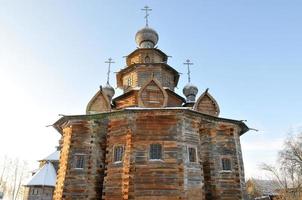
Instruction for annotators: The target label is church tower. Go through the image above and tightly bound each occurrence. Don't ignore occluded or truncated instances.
[114,25,183,109]
[52,6,249,200]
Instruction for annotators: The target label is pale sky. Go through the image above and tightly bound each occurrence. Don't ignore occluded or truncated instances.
[0,0,301,178]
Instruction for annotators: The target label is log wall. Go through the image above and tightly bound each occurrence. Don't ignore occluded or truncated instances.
[53,118,108,200]
[53,110,246,200]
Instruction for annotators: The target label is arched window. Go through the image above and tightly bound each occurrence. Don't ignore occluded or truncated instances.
[145,55,150,63]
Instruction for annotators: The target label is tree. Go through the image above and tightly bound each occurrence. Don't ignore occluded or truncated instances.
[261,131,302,200]
[0,157,29,200]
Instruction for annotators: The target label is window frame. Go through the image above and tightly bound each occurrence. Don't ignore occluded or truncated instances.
[187,146,198,163]
[221,157,232,172]
[31,188,39,195]
[149,143,163,161]
[113,145,124,163]
[73,153,85,169]
[127,76,133,87]
[144,55,150,63]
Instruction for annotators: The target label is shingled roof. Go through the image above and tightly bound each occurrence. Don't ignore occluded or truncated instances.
[24,162,57,187]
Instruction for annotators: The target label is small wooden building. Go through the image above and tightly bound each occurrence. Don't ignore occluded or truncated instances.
[23,150,59,200]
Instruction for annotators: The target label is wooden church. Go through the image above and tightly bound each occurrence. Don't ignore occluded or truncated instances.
[52,7,249,200]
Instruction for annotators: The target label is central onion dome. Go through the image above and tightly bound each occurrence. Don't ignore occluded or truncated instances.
[183,83,198,102]
[135,27,159,48]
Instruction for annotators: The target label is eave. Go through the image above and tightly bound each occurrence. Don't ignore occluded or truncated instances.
[126,48,168,61]
[116,62,180,88]
[52,108,249,136]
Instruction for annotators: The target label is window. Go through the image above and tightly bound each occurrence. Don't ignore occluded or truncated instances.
[74,154,85,169]
[114,146,124,162]
[31,188,38,195]
[127,77,132,86]
[188,147,197,163]
[221,158,231,171]
[149,144,162,160]
[145,55,150,63]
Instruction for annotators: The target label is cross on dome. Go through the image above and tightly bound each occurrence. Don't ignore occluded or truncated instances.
[183,59,198,103]
[141,5,152,27]
[183,59,194,83]
[105,58,115,84]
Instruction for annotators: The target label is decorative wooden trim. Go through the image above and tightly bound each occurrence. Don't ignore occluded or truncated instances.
[193,88,220,116]
[122,129,132,199]
[137,77,168,108]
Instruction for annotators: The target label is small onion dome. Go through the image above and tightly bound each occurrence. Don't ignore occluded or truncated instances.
[102,83,115,101]
[135,27,159,48]
[183,83,198,102]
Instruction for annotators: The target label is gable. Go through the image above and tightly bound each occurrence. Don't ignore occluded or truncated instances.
[138,78,168,108]
[86,90,111,114]
[194,89,220,116]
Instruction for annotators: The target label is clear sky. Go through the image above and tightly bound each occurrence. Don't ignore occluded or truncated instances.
[0,0,301,178]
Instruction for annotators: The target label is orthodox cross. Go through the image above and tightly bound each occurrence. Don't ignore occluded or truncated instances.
[141,5,152,27]
[105,58,114,84]
[183,59,194,83]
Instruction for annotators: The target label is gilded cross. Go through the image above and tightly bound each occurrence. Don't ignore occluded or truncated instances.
[105,58,115,84]
[183,59,194,83]
[141,5,152,27]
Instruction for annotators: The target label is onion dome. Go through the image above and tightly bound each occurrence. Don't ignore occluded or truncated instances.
[135,27,159,48]
[183,83,198,102]
[102,83,115,101]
